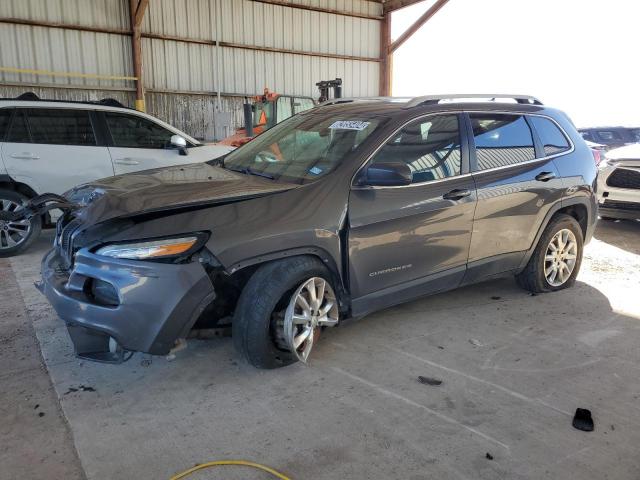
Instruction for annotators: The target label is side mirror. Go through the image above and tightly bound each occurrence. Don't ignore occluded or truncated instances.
[360,161,412,187]
[170,135,188,156]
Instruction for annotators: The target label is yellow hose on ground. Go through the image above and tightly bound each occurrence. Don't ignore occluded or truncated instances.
[169,460,291,480]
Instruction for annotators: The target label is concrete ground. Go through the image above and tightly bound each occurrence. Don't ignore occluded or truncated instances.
[2,219,639,479]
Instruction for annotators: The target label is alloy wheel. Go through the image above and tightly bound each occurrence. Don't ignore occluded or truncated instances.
[543,228,578,287]
[283,277,339,363]
[0,198,31,250]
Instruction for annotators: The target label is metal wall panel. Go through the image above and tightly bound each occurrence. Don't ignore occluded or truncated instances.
[1,0,383,140]
[0,0,130,30]
[0,23,133,89]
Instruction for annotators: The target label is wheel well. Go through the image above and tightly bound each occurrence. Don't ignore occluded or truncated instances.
[0,181,38,198]
[555,204,588,239]
[198,253,349,329]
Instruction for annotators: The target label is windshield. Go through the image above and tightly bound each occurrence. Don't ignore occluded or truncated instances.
[222,112,383,183]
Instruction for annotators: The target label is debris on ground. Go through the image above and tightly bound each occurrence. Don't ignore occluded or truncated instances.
[491,296,501,300]
[486,453,494,460]
[469,338,483,347]
[417,376,442,386]
[572,408,594,432]
[64,385,96,395]
[38,412,45,417]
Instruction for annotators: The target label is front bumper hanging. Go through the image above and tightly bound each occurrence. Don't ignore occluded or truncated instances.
[40,245,216,364]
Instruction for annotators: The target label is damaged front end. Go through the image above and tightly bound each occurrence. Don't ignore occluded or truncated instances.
[35,197,222,364]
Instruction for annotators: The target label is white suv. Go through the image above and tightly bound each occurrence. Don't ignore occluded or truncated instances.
[0,96,233,256]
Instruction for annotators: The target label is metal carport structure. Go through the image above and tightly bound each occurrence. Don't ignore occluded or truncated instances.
[0,0,449,140]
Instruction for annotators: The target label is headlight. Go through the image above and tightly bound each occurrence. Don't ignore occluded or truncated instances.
[95,235,204,260]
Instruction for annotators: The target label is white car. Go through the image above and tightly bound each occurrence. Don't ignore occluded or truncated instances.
[597,143,640,221]
[0,96,233,256]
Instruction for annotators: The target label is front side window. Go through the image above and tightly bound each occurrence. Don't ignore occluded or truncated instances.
[105,112,176,149]
[630,129,640,142]
[370,114,461,183]
[529,116,571,156]
[221,113,382,184]
[27,109,96,146]
[470,114,535,170]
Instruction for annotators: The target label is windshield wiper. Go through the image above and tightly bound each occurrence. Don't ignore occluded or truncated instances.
[227,166,275,180]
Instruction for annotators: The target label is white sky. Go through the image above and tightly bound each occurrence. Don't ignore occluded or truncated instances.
[392,0,640,128]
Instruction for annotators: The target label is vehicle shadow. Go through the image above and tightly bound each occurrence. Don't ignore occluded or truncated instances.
[594,218,640,255]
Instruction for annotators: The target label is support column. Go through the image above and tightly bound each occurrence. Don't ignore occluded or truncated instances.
[379,12,392,96]
[129,0,149,112]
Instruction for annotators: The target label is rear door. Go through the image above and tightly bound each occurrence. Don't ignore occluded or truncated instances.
[348,113,476,315]
[464,112,566,283]
[102,111,207,175]
[0,108,113,195]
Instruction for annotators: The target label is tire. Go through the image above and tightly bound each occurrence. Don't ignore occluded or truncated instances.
[0,189,41,258]
[232,256,335,369]
[515,214,584,294]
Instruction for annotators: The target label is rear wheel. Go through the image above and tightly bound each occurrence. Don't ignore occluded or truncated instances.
[232,256,339,369]
[516,214,583,293]
[0,189,41,258]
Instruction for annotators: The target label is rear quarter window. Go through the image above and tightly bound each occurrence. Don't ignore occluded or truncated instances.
[528,116,571,156]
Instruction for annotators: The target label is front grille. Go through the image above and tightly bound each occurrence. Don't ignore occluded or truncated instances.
[607,168,640,190]
[602,200,640,212]
[59,218,83,265]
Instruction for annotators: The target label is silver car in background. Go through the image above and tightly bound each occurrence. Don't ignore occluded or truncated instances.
[598,144,640,220]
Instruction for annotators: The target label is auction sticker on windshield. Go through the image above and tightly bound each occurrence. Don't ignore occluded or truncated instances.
[329,120,370,131]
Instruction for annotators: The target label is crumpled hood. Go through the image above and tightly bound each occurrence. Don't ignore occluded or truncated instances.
[67,162,297,224]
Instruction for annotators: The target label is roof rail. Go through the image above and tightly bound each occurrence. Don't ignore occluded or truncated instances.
[405,94,543,108]
[319,96,411,107]
[10,92,128,109]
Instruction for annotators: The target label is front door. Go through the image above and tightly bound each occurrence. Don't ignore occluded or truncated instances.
[1,108,114,195]
[348,114,476,316]
[101,111,197,175]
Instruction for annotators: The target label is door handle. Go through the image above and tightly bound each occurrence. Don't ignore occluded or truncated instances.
[10,152,40,160]
[535,171,556,182]
[114,158,140,165]
[442,188,472,200]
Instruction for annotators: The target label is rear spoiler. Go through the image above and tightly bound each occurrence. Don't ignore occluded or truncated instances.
[0,193,80,223]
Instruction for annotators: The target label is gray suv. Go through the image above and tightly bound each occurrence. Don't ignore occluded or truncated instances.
[36,94,597,367]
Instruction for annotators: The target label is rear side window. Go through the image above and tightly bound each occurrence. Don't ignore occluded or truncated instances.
[26,109,96,145]
[596,130,622,142]
[0,109,11,141]
[371,114,461,183]
[529,116,571,156]
[470,114,535,170]
[629,129,640,142]
[105,112,175,149]
[6,110,31,143]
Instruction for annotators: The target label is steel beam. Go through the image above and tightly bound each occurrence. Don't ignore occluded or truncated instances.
[383,0,428,13]
[250,0,382,20]
[389,0,449,54]
[129,0,148,112]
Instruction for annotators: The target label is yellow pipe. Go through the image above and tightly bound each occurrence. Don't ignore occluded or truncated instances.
[0,66,136,81]
[169,459,292,480]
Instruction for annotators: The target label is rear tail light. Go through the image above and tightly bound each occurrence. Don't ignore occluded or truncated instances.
[591,148,602,166]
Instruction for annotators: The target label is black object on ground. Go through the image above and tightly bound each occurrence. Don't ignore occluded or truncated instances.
[491,296,501,300]
[572,408,594,432]
[417,376,442,386]
[486,453,494,460]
